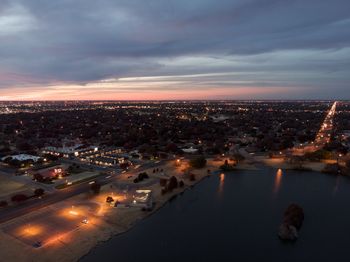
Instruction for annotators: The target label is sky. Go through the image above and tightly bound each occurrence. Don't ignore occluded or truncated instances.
[0,0,350,100]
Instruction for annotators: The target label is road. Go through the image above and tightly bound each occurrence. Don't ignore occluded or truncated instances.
[292,101,337,155]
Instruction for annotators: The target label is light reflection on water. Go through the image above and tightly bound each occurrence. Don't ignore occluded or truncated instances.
[82,169,350,262]
[218,173,225,195]
[333,175,340,195]
[273,169,283,194]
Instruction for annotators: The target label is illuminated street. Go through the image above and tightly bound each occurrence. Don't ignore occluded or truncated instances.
[293,101,338,155]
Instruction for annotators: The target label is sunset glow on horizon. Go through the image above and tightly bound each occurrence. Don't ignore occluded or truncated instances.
[1,0,349,100]
[0,81,292,101]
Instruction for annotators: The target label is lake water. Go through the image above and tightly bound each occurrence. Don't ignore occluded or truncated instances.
[81,168,350,262]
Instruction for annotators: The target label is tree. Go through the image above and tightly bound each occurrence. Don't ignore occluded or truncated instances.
[189,155,207,169]
[90,183,101,194]
[165,143,178,153]
[189,173,196,181]
[34,188,45,197]
[167,176,178,191]
[43,153,58,161]
[2,156,12,163]
[0,201,8,207]
[138,172,149,180]
[68,164,81,174]
[106,196,114,203]
[119,162,129,169]
[11,194,28,203]
[304,149,332,161]
[33,173,44,182]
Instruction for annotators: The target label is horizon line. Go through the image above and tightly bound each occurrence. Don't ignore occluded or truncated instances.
[0,99,343,102]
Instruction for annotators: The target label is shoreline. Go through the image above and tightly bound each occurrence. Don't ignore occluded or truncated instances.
[0,158,344,262]
[79,159,219,261]
[79,159,342,261]
[0,159,223,262]
[79,173,213,261]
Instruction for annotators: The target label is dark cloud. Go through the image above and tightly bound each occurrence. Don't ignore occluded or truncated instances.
[0,0,350,98]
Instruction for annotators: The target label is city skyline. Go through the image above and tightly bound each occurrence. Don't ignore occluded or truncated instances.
[1,0,350,100]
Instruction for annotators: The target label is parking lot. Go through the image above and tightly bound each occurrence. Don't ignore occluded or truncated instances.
[2,202,100,247]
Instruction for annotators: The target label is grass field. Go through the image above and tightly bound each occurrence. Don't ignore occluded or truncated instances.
[0,175,29,198]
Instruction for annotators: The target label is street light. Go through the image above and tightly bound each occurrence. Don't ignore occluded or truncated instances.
[338,154,342,162]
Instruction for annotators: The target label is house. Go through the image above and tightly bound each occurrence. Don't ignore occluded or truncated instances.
[42,145,98,158]
[182,147,198,154]
[1,154,42,162]
[113,189,153,210]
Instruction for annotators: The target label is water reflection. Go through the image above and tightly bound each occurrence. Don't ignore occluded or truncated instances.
[273,169,282,194]
[333,175,340,195]
[218,173,225,194]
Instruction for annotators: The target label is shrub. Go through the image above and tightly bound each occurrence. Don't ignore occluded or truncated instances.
[34,188,45,196]
[167,176,178,191]
[179,180,185,187]
[33,173,44,182]
[220,163,235,171]
[11,194,28,203]
[189,173,196,181]
[137,172,149,181]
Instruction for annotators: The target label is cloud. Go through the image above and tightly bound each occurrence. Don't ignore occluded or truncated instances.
[0,0,350,99]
